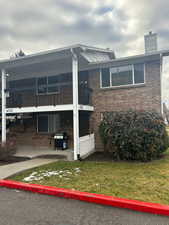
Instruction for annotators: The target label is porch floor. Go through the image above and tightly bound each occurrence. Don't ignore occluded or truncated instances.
[14,145,74,161]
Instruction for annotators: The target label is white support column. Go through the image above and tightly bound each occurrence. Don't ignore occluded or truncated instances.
[1,69,6,145]
[71,49,80,160]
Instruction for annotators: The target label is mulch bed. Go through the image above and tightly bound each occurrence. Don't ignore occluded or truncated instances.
[84,151,166,163]
[0,156,30,166]
[84,152,114,162]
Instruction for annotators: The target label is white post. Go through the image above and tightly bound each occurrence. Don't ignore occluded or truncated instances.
[1,69,6,145]
[71,49,80,160]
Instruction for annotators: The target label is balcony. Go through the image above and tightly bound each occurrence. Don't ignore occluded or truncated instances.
[5,70,93,110]
[79,87,93,105]
[6,86,92,109]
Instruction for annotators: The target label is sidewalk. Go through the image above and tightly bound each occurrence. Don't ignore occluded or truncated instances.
[0,158,59,179]
[14,145,74,161]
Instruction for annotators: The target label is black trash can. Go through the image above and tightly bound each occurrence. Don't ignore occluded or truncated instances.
[54,132,68,150]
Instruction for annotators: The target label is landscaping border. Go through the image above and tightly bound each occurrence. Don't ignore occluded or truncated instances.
[0,179,169,217]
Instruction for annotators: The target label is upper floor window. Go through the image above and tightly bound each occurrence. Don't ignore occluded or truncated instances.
[48,76,59,93]
[101,68,110,87]
[9,78,36,93]
[101,63,145,88]
[111,65,133,86]
[37,73,73,95]
[134,63,145,84]
[37,77,47,94]
[37,76,59,95]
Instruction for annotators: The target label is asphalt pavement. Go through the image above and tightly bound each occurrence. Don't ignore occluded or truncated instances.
[0,187,169,225]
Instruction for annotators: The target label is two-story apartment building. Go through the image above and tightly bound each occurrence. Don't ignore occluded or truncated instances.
[1,38,169,160]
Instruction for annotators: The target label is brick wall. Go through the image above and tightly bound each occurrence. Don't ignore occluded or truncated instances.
[9,119,53,148]
[10,112,74,149]
[89,60,161,151]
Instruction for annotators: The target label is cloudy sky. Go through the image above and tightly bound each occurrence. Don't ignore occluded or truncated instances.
[0,0,169,102]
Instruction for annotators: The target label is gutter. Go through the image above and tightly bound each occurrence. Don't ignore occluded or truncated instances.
[160,53,163,115]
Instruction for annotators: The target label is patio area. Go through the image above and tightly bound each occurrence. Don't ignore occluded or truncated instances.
[14,145,74,161]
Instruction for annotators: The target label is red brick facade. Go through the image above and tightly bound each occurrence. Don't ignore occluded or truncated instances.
[89,60,161,151]
[8,58,162,152]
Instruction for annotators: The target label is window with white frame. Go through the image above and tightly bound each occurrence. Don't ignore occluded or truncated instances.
[111,65,133,86]
[37,113,60,133]
[134,63,145,84]
[101,63,145,88]
[37,76,59,95]
[37,73,72,95]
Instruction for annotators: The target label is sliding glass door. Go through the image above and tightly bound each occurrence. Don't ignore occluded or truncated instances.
[37,113,60,133]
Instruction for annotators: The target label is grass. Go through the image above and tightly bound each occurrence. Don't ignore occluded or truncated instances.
[11,149,169,205]
[166,126,169,135]
[9,127,169,205]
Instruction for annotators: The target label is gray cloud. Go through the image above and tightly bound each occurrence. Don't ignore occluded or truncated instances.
[0,0,168,56]
[95,7,114,15]
[52,0,90,14]
[0,0,169,100]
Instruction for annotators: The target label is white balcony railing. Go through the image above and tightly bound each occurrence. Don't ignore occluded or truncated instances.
[79,133,95,159]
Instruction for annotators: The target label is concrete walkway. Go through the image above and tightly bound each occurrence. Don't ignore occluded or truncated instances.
[0,158,60,179]
[14,145,74,161]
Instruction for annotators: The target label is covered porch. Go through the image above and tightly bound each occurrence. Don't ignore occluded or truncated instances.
[0,45,113,160]
[7,110,94,160]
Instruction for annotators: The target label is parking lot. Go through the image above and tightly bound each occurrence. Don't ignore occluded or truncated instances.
[0,188,169,225]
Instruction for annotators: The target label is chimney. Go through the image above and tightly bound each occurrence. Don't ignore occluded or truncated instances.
[144,31,158,54]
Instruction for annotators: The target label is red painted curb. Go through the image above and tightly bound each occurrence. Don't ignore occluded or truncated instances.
[0,179,169,216]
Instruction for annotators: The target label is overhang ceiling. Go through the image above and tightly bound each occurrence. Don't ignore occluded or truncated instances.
[0,44,115,80]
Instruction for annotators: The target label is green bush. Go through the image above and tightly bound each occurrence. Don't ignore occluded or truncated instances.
[99,110,169,161]
[0,139,17,161]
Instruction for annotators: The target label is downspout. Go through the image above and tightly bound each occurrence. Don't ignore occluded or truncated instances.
[71,48,82,161]
[1,69,7,145]
[160,53,163,115]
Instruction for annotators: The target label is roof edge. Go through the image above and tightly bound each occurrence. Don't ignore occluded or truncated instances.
[89,49,169,65]
[0,44,115,66]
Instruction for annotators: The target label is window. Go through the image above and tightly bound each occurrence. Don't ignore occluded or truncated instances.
[134,63,145,84]
[37,73,72,95]
[37,76,59,94]
[101,63,145,88]
[38,114,48,132]
[111,65,133,86]
[101,68,110,87]
[37,77,47,94]
[37,113,60,133]
[48,76,59,93]
[9,78,36,93]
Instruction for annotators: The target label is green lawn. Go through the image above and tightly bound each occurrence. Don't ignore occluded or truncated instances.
[11,149,169,205]
[166,126,169,135]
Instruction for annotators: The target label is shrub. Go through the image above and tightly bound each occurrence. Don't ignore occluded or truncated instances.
[0,139,17,161]
[99,110,169,161]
